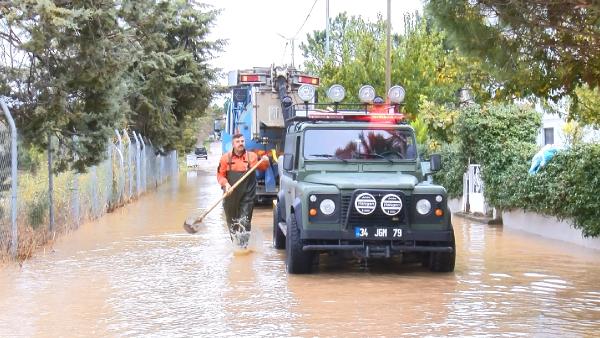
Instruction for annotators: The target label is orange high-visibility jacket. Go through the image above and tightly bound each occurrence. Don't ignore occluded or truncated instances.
[217,150,269,188]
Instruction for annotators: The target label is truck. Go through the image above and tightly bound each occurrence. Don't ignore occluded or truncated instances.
[272,84,456,274]
[222,65,320,203]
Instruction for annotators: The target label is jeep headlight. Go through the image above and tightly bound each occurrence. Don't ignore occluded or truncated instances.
[416,199,431,215]
[319,199,336,215]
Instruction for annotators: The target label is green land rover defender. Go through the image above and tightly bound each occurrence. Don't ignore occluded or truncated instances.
[272,84,456,274]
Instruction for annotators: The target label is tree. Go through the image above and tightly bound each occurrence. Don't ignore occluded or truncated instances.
[301,13,492,142]
[425,0,600,101]
[2,0,130,172]
[121,0,222,155]
[301,13,388,104]
[0,0,222,171]
[571,85,600,128]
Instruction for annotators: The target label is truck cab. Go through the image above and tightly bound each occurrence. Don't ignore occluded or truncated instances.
[272,84,455,274]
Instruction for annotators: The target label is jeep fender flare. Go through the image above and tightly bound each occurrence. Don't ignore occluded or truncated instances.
[277,190,286,209]
[276,190,286,223]
[291,197,303,234]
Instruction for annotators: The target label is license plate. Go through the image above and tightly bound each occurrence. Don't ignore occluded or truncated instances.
[354,227,402,238]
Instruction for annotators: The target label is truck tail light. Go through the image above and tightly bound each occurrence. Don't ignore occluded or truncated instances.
[297,76,319,85]
[240,74,262,83]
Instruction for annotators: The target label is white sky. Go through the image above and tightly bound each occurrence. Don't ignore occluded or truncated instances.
[202,0,423,80]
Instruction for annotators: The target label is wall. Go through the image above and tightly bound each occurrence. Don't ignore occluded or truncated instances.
[502,209,600,251]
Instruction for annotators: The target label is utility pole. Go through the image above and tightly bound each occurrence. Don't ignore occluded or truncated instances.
[385,0,391,94]
[325,0,330,58]
[291,39,295,67]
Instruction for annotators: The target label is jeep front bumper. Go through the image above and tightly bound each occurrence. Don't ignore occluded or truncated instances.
[300,229,454,256]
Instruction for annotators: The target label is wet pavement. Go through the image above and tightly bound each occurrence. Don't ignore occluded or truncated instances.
[0,143,599,337]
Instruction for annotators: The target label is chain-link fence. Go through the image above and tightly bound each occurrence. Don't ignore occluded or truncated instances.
[0,101,179,260]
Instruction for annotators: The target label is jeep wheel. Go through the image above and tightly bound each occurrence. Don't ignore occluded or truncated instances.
[429,234,456,273]
[272,203,285,249]
[286,214,313,274]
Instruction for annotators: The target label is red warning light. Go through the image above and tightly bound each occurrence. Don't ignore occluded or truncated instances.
[240,74,261,83]
[297,76,320,85]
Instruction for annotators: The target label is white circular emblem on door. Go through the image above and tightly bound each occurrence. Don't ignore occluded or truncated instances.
[380,194,403,216]
[354,193,376,215]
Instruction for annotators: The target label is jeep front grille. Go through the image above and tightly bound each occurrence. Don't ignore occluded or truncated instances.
[340,190,411,228]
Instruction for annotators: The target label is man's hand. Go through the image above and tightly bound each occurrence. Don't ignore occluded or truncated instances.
[261,155,269,163]
[223,182,232,194]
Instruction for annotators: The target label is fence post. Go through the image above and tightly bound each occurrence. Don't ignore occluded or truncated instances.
[0,99,18,258]
[114,129,124,203]
[107,141,113,207]
[72,136,80,228]
[174,151,178,177]
[91,165,99,218]
[139,135,146,193]
[160,155,164,184]
[123,129,133,200]
[48,133,54,233]
[133,132,142,197]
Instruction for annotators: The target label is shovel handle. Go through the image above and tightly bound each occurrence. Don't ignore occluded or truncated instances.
[193,158,267,225]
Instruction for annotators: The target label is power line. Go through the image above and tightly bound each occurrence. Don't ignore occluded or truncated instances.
[293,0,319,39]
[276,0,318,67]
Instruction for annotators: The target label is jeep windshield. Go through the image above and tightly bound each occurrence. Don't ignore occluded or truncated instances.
[303,128,416,161]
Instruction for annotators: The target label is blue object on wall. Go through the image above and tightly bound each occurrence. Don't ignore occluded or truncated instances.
[529,145,561,175]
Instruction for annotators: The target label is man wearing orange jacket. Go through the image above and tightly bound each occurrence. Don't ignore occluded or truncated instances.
[217,133,269,233]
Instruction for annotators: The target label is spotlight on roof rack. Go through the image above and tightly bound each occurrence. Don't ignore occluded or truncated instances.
[327,84,346,103]
[358,85,376,103]
[298,84,315,102]
[373,96,385,104]
[388,85,406,104]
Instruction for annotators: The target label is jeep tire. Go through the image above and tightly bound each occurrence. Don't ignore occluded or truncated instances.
[429,234,456,272]
[286,213,313,274]
[272,203,285,249]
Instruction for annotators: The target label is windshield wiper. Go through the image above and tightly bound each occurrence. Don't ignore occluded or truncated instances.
[355,152,394,164]
[308,154,348,163]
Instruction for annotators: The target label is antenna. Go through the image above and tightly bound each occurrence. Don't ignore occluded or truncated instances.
[276,33,295,67]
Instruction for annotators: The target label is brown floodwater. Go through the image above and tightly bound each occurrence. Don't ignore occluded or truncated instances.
[0,143,599,337]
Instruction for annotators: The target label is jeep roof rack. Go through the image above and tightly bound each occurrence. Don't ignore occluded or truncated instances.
[285,102,406,125]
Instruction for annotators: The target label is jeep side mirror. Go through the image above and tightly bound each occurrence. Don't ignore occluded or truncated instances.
[283,154,294,171]
[430,154,442,172]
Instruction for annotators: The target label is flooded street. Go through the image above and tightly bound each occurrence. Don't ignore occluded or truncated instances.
[0,143,599,337]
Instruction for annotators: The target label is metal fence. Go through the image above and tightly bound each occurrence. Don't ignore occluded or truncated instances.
[0,101,178,259]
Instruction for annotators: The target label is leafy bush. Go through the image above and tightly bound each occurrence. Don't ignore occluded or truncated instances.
[433,143,466,199]
[436,102,600,237]
[517,144,600,237]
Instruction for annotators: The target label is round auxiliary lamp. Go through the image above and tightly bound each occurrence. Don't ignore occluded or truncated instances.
[358,85,376,103]
[327,84,346,103]
[388,85,406,104]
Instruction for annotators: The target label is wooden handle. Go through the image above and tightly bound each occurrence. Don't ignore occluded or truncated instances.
[195,158,266,224]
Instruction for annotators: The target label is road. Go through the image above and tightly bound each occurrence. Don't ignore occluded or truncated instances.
[0,142,599,337]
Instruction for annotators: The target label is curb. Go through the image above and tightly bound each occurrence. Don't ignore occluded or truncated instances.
[453,211,503,225]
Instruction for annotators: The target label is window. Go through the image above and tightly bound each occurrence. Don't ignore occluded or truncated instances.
[544,127,554,145]
[303,128,416,161]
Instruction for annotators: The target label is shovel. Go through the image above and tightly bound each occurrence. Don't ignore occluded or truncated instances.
[183,158,267,234]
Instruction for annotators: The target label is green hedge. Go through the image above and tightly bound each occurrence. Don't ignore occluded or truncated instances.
[432,102,600,237]
[511,144,600,237]
[433,143,465,199]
